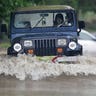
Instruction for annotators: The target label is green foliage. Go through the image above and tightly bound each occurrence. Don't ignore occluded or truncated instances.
[0,0,96,22]
[0,0,33,22]
[0,42,10,48]
[78,0,96,12]
[33,0,78,9]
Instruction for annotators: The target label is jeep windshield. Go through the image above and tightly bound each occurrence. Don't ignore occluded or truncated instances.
[14,11,74,28]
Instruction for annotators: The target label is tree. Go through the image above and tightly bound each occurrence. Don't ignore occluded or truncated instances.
[78,0,96,13]
[0,0,32,22]
[0,0,33,39]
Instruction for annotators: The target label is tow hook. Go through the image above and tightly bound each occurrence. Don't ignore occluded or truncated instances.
[51,56,62,63]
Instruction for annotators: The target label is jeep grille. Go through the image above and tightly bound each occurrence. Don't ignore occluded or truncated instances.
[34,39,56,56]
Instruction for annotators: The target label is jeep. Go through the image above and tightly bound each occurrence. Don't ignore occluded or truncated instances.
[1,5,85,56]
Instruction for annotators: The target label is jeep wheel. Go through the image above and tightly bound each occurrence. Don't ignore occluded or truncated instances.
[7,47,17,56]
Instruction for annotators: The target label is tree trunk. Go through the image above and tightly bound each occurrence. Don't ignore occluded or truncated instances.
[0,19,3,40]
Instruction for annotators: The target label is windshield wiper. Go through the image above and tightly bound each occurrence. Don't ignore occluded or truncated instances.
[32,16,44,28]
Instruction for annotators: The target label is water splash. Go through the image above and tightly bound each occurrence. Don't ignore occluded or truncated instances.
[0,54,96,80]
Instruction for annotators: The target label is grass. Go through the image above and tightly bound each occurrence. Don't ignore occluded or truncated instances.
[0,35,10,49]
[0,42,10,48]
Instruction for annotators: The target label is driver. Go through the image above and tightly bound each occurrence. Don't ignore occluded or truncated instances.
[54,13,64,27]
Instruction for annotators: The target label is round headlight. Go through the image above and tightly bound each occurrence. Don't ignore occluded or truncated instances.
[58,39,66,46]
[68,41,76,50]
[13,43,22,52]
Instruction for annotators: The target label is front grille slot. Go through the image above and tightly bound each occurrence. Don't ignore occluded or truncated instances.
[34,39,56,56]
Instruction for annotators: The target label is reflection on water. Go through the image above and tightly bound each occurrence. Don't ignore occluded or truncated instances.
[0,54,96,80]
[1,75,96,96]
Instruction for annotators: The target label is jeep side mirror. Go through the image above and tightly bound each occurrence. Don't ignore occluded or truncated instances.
[1,24,7,33]
[78,21,85,29]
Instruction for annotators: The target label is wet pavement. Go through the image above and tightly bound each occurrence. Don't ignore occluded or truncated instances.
[0,75,96,96]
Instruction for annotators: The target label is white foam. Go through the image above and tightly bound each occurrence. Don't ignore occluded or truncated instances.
[0,54,96,80]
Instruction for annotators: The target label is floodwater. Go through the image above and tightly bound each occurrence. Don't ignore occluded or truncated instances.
[1,75,96,96]
[0,50,96,96]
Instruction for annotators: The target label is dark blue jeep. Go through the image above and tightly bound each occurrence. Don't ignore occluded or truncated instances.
[1,5,85,56]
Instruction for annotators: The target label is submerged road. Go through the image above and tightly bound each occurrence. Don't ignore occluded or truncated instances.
[0,75,96,96]
[0,48,96,96]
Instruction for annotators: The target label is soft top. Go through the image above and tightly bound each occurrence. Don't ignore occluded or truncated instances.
[15,5,74,12]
